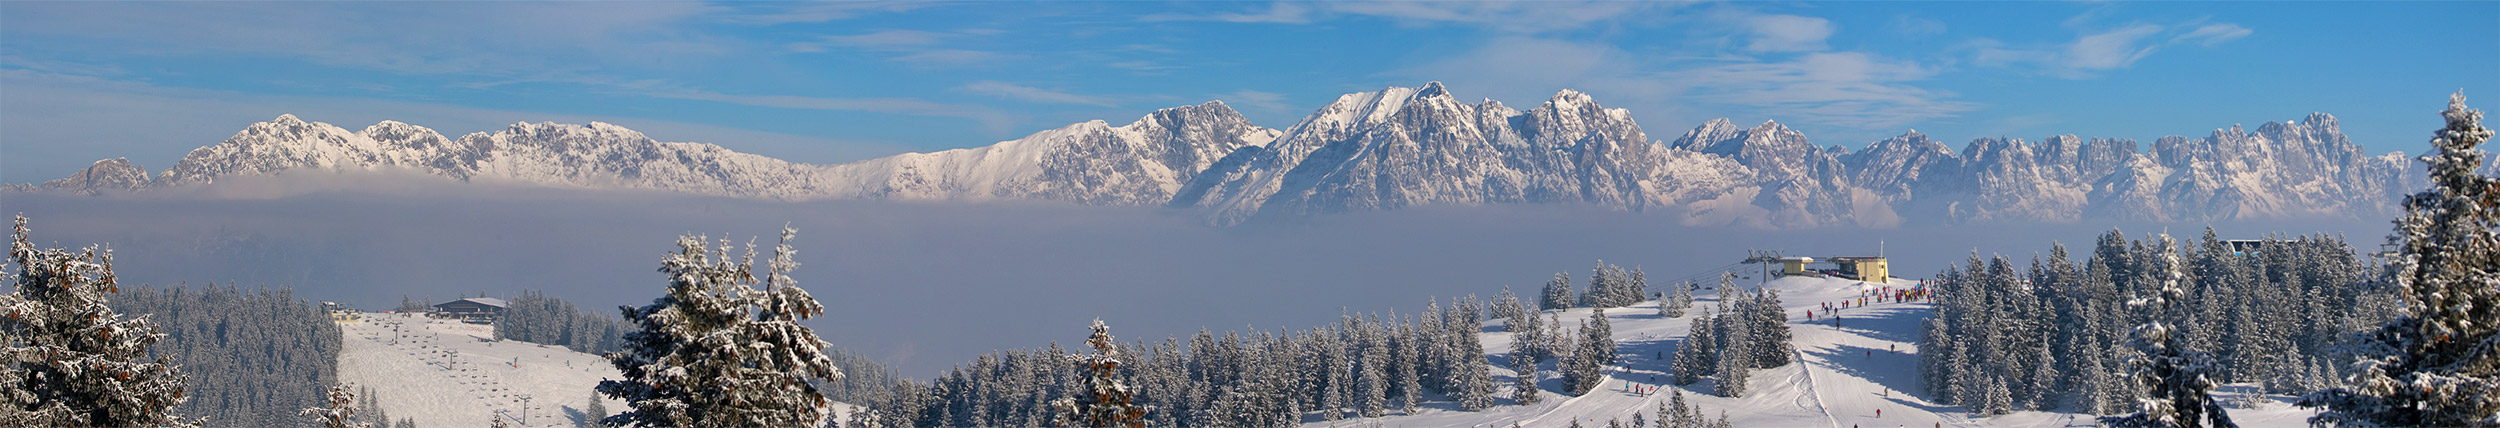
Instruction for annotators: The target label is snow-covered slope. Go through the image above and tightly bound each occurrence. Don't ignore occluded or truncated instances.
[338,313,626,428]
[1321,275,2325,428]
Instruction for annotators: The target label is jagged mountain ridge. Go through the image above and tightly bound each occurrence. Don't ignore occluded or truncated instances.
[47,103,1278,205]
[16,83,2424,227]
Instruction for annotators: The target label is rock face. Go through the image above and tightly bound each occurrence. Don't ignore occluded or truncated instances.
[1169,83,1679,226]
[36,158,152,194]
[820,101,1278,205]
[58,102,1276,205]
[16,83,2426,228]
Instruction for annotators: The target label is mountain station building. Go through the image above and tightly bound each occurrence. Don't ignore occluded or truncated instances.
[433,297,507,321]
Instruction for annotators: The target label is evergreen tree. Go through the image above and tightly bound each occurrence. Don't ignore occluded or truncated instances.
[2102,234,2237,428]
[358,386,388,428]
[1558,325,1598,396]
[1542,273,1575,311]
[1712,310,1753,398]
[1749,289,1794,368]
[0,216,193,428]
[584,390,608,428]
[1584,309,1616,366]
[1510,353,1540,405]
[1670,310,1716,386]
[1495,287,1527,332]
[599,227,843,428]
[1051,319,1151,428]
[2302,92,2500,427]
[299,384,370,428]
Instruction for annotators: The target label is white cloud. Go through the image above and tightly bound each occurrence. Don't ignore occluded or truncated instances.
[1396,36,1971,134]
[2,2,727,77]
[1742,14,1834,52]
[789,29,950,52]
[647,90,1014,133]
[2064,24,2164,71]
[890,50,1014,68]
[956,81,1119,107]
[1969,17,2255,79]
[2173,23,2253,47]
[1140,2,1312,24]
[1666,52,1976,130]
[1218,90,1293,116]
[1143,1,1664,34]
[718,1,931,25]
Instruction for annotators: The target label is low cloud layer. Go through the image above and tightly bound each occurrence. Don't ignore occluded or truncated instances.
[2,177,2389,377]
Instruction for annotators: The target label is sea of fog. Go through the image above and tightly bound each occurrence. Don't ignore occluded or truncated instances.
[0,178,2391,377]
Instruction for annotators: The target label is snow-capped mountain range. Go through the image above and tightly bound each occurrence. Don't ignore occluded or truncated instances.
[13,83,2424,227]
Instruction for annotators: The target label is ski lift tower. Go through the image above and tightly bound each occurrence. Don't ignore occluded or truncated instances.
[1741,249,1785,288]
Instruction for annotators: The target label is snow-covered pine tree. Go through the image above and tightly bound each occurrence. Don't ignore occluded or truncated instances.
[1660,392,1684,428]
[2301,92,2500,427]
[1558,324,1598,396]
[1510,304,1546,363]
[1496,286,1527,332]
[2102,233,2237,428]
[1542,273,1575,311]
[299,383,370,428]
[1511,353,1540,405]
[357,386,388,428]
[0,216,193,428]
[396,418,416,428]
[1051,319,1152,428]
[585,390,608,428]
[1749,289,1793,368]
[1447,303,1496,411]
[1395,318,1422,414]
[1630,267,1651,310]
[598,227,843,428]
[1712,308,1753,398]
[1584,261,1614,308]
[1585,309,1616,366]
[1671,310,1717,386]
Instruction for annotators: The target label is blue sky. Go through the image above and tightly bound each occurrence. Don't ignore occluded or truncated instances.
[3,1,2494,184]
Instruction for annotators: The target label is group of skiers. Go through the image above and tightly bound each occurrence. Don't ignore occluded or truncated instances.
[1803,284,1931,324]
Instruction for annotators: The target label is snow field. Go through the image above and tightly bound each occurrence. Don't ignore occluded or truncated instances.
[338,313,628,428]
[1305,275,2324,428]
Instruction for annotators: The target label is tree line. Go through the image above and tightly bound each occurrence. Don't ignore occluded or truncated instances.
[492,290,630,355]
[113,284,347,427]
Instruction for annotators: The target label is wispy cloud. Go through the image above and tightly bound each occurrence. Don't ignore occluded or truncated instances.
[1666,52,1976,130]
[1140,2,1312,24]
[789,29,950,52]
[3,2,727,77]
[1143,1,1663,34]
[891,50,1014,68]
[717,1,931,25]
[1969,18,2255,79]
[649,90,1013,133]
[2172,23,2253,47]
[956,81,1119,107]
[1740,14,1834,53]
[1218,90,1293,116]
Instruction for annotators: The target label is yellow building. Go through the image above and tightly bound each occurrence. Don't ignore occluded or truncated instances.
[1830,256,1889,283]
[1779,257,1815,275]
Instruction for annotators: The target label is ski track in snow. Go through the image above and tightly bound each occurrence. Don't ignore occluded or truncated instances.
[338,313,627,428]
[1297,276,2326,428]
